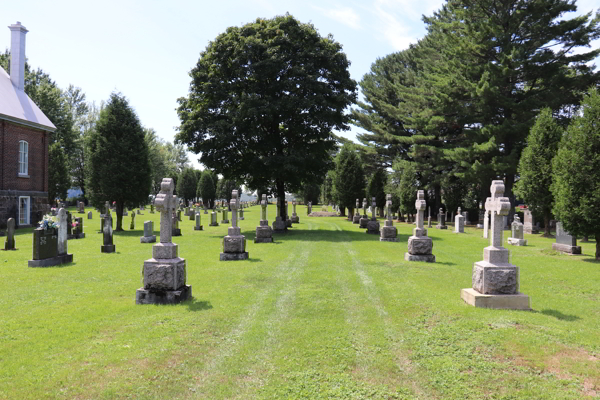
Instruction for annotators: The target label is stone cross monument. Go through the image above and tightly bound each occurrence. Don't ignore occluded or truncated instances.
[436,208,447,229]
[137,178,191,304]
[380,194,399,242]
[255,194,273,243]
[272,197,286,232]
[221,190,249,260]
[461,180,530,309]
[405,190,435,262]
[353,198,361,224]
[359,198,369,228]
[366,197,380,234]
[507,215,527,246]
[291,199,299,223]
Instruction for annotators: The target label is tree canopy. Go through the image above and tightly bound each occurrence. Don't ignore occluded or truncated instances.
[177,167,198,203]
[85,93,151,231]
[332,144,365,217]
[176,14,357,220]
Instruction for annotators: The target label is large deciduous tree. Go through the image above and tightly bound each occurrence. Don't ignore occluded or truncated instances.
[176,14,357,221]
[552,88,600,259]
[514,109,563,236]
[85,93,151,231]
[177,167,198,203]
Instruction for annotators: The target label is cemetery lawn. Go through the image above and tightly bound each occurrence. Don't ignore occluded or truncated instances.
[1,206,599,400]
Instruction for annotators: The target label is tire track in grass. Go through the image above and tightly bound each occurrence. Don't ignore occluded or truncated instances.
[191,223,314,398]
[328,220,423,395]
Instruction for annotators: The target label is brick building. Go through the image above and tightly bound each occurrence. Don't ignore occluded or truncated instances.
[0,22,55,228]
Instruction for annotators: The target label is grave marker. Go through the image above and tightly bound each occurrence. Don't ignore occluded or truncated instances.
[404,191,435,262]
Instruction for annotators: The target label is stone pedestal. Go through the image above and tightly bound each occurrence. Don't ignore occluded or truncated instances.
[359,216,368,228]
[221,226,249,260]
[221,210,229,224]
[140,221,156,243]
[210,211,219,226]
[380,220,399,242]
[194,214,203,231]
[255,220,273,243]
[273,217,286,232]
[454,215,464,233]
[366,220,380,234]
[353,214,360,224]
[552,222,581,254]
[405,230,435,262]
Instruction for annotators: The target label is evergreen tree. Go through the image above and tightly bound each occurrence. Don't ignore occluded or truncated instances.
[47,143,70,203]
[176,14,357,220]
[197,171,216,208]
[394,160,420,219]
[367,168,387,217]
[552,88,600,259]
[321,171,334,205]
[85,93,151,231]
[296,183,321,205]
[217,179,242,209]
[177,167,197,203]
[514,108,563,236]
[333,144,365,217]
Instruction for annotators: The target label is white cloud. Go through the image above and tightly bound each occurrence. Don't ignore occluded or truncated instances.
[312,5,362,30]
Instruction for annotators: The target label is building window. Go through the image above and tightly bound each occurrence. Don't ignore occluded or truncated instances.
[19,196,30,225]
[19,140,28,176]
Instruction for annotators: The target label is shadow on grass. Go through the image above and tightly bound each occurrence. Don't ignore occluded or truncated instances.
[185,299,213,311]
[435,261,457,266]
[540,309,582,322]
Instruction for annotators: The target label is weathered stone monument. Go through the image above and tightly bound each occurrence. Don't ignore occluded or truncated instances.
[189,208,195,221]
[78,201,85,214]
[123,207,128,216]
[172,210,182,236]
[359,198,369,228]
[366,197,380,234]
[552,222,581,254]
[210,205,219,226]
[130,213,135,230]
[523,210,539,234]
[455,207,464,233]
[101,211,116,253]
[4,218,16,250]
[255,194,273,243]
[436,208,447,229]
[272,197,286,232]
[307,201,312,215]
[68,216,85,239]
[29,209,73,266]
[140,220,156,243]
[285,202,292,227]
[427,206,432,228]
[507,216,527,246]
[353,199,361,224]
[380,194,399,242]
[150,204,155,214]
[221,208,229,224]
[404,191,435,262]
[194,213,203,231]
[220,190,249,260]
[239,208,244,220]
[291,199,299,223]
[461,180,530,310]
[136,178,191,304]
[483,210,490,239]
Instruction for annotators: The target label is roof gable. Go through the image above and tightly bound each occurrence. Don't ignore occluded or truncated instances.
[0,66,56,131]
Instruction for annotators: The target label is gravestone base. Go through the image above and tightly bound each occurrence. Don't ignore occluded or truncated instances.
[255,222,273,243]
[460,288,530,310]
[404,253,436,262]
[194,225,203,231]
[477,224,484,229]
[273,217,286,232]
[551,243,582,254]
[380,224,398,242]
[28,253,73,267]
[221,230,249,261]
[140,235,156,243]
[352,215,360,224]
[67,233,85,240]
[172,229,181,236]
[101,244,116,253]
[507,238,527,246]
[220,252,249,261]
[136,285,191,305]
[472,261,518,294]
[524,225,539,234]
[359,217,368,228]
[286,219,292,228]
[210,221,219,227]
[366,220,380,234]
[427,218,432,228]
[221,219,229,224]
[291,215,299,223]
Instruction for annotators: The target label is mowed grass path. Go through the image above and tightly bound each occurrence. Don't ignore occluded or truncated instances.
[1,205,599,399]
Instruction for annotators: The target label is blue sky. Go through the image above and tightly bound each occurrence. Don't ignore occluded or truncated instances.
[3,0,599,169]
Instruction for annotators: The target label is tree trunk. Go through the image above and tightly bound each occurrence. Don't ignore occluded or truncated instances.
[339,207,346,217]
[115,201,123,231]
[543,214,552,237]
[581,235,589,242]
[348,207,354,219]
[434,183,441,213]
[276,179,286,223]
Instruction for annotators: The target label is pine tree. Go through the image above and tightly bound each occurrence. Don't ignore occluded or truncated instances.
[47,143,70,203]
[85,93,151,231]
[197,171,216,208]
[552,88,600,259]
[177,167,197,203]
[332,144,365,217]
[514,109,563,236]
[367,168,387,217]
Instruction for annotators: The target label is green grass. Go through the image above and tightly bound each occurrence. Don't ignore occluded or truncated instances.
[1,206,599,399]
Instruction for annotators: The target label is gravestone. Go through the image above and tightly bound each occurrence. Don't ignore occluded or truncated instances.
[177,210,182,222]
[427,206,432,228]
[136,178,191,304]
[366,197,380,234]
[189,208,195,221]
[255,194,274,243]
[353,199,361,224]
[380,194,399,242]
[66,212,73,236]
[507,215,527,246]
[477,210,485,229]
[483,210,490,239]
[454,207,464,233]
[29,209,73,266]
[461,180,530,310]
[523,210,539,234]
[68,216,85,239]
[462,211,469,225]
[194,213,203,231]
[123,207,128,216]
[210,206,219,226]
[172,212,181,236]
[359,198,369,228]
[78,201,85,214]
[4,218,16,250]
[220,190,249,260]
[87,211,92,220]
[221,208,229,224]
[552,222,581,254]
[307,201,312,215]
[285,202,292,227]
[436,208,447,229]
[404,191,435,262]
[272,197,286,232]
[150,204,155,214]
[291,199,299,223]
[140,220,156,243]
[130,213,136,230]
[239,208,244,221]
[101,211,116,253]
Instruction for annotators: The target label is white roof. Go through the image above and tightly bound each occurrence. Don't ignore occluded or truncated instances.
[0,66,56,131]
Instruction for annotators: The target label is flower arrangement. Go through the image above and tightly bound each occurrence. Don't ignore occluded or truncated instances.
[39,214,60,230]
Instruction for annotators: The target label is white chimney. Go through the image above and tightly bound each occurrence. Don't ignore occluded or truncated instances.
[8,21,28,91]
